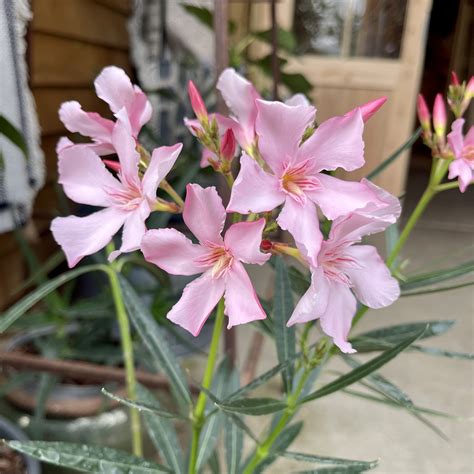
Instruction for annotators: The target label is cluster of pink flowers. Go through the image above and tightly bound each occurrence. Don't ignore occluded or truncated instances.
[52,66,402,352]
[418,74,474,192]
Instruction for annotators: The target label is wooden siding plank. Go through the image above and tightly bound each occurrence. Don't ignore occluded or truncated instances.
[32,0,129,50]
[34,88,113,135]
[31,33,131,87]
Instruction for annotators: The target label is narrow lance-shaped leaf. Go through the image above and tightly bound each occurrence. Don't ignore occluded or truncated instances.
[225,369,243,474]
[118,275,192,407]
[0,114,28,158]
[301,327,426,404]
[401,280,474,297]
[196,359,231,470]
[0,264,107,333]
[6,441,171,473]
[101,388,186,419]
[136,384,185,474]
[350,320,454,352]
[273,257,296,392]
[278,450,378,469]
[366,127,421,180]
[217,397,287,416]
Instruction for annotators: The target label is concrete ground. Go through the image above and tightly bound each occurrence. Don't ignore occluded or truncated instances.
[200,171,473,473]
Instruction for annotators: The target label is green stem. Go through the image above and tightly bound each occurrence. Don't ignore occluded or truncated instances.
[188,298,225,474]
[160,179,184,208]
[105,247,142,457]
[243,369,312,474]
[434,180,471,192]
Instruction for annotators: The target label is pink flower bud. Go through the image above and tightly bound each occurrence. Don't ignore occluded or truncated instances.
[220,129,236,162]
[103,159,121,173]
[416,94,431,131]
[450,71,460,86]
[433,94,447,139]
[359,96,387,122]
[460,76,474,115]
[188,80,207,120]
[261,239,273,252]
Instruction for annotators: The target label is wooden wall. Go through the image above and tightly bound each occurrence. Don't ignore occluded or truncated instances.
[0,0,131,309]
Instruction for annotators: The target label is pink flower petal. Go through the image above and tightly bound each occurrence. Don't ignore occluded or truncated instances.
[168,272,226,336]
[224,262,266,329]
[284,94,310,107]
[59,101,114,143]
[308,174,379,221]
[448,159,473,193]
[298,108,364,173]
[141,228,208,275]
[355,96,387,122]
[320,280,357,353]
[51,208,126,268]
[142,143,183,201]
[447,119,465,158]
[183,184,226,245]
[287,267,330,325]
[465,126,474,147]
[111,201,151,260]
[344,245,400,309]
[58,146,123,207]
[217,68,260,148]
[224,219,270,265]
[112,109,141,183]
[227,153,284,214]
[277,198,322,268]
[94,66,151,135]
[328,179,400,244]
[256,99,316,175]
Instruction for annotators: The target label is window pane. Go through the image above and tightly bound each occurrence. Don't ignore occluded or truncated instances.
[293,0,408,58]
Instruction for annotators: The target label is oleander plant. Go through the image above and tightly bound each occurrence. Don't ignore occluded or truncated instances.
[1,67,473,473]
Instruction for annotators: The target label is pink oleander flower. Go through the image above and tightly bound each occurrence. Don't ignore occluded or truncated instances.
[217,68,387,153]
[141,184,269,336]
[447,118,474,192]
[51,110,182,267]
[227,99,386,266]
[58,66,152,155]
[287,180,401,353]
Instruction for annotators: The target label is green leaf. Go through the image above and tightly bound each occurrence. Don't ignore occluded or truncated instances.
[288,265,311,296]
[0,264,107,333]
[401,260,474,291]
[342,388,460,419]
[182,5,236,34]
[136,384,185,474]
[278,450,378,469]
[295,466,374,473]
[118,275,192,407]
[197,359,232,469]
[366,127,421,180]
[225,369,243,474]
[350,320,454,352]
[273,257,296,392]
[281,72,313,95]
[401,280,474,297]
[217,397,287,416]
[411,345,473,360]
[301,327,425,404]
[101,388,186,419]
[6,441,171,473]
[343,356,448,440]
[0,114,28,157]
[208,450,220,474]
[224,411,259,442]
[252,27,297,53]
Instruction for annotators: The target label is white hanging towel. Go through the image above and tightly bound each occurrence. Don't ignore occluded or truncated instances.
[0,0,45,233]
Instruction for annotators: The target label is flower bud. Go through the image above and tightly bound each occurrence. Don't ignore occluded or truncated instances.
[188,80,207,121]
[103,159,121,173]
[450,71,460,86]
[433,94,447,139]
[220,129,236,162]
[460,76,474,115]
[416,94,431,132]
[359,96,387,122]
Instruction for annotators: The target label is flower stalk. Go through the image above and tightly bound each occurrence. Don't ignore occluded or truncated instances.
[105,244,142,456]
[188,298,225,474]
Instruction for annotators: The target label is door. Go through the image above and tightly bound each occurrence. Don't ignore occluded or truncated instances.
[243,0,433,195]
